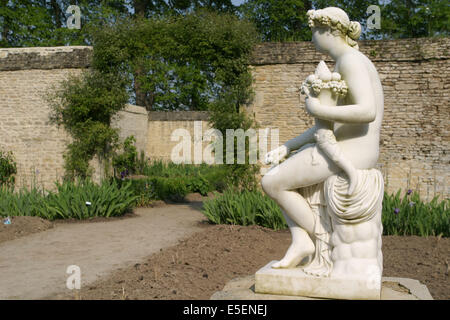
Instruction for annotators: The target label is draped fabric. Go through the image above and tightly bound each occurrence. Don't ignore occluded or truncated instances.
[324,169,384,225]
[299,183,333,277]
[298,169,384,277]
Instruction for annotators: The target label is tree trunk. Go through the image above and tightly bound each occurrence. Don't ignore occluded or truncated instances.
[132,0,150,109]
[133,0,148,17]
[50,0,62,28]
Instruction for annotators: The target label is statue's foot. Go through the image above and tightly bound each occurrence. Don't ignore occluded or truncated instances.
[272,238,315,269]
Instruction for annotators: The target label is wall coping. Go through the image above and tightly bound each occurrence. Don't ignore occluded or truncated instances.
[0,46,93,71]
[148,111,210,121]
[250,37,450,65]
[122,104,148,115]
[1,37,447,70]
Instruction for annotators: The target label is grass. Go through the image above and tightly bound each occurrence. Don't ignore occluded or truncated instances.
[0,179,137,220]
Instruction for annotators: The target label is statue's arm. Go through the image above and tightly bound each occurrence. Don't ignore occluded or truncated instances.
[305,55,376,123]
[284,126,317,152]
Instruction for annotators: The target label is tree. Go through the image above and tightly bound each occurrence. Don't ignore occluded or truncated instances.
[240,0,313,41]
[240,0,449,41]
[375,0,449,39]
[0,0,129,47]
[49,11,259,179]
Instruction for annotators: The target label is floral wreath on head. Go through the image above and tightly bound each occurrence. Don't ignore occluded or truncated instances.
[307,9,361,44]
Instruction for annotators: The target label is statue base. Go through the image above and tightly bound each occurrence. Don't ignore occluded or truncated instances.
[211,274,433,300]
[255,261,381,300]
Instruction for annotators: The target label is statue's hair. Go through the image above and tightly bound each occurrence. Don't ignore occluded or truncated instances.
[307,7,361,50]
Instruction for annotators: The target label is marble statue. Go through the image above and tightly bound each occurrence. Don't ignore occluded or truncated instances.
[257,7,385,299]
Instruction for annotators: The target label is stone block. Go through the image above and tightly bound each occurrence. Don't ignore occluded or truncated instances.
[254,261,381,300]
[211,274,433,300]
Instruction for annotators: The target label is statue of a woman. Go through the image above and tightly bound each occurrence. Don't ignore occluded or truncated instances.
[262,7,384,269]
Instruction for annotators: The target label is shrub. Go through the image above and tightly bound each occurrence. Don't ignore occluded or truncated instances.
[0,180,137,220]
[202,189,287,230]
[142,160,228,191]
[117,176,189,203]
[186,175,211,196]
[48,70,129,180]
[154,177,189,202]
[119,162,229,205]
[113,136,139,177]
[0,150,17,187]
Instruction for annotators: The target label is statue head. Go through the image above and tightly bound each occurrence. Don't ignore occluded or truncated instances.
[307,7,361,53]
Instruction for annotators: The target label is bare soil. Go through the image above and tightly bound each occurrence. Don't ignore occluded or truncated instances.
[55,225,450,300]
[0,216,53,244]
[0,204,206,300]
[2,194,448,300]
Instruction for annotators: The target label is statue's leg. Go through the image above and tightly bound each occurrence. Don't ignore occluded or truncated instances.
[261,143,340,268]
[275,211,315,269]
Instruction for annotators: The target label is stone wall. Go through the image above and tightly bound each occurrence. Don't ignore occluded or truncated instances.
[146,112,211,163]
[113,104,149,156]
[1,38,448,200]
[0,46,148,190]
[247,38,449,200]
[0,46,92,190]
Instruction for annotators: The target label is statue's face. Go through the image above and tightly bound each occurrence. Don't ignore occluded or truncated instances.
[311,26,332,54]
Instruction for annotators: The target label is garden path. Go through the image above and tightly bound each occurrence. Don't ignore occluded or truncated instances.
[0,203,206,299]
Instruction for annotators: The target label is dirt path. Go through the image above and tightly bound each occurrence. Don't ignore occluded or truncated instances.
[0,204,207,299]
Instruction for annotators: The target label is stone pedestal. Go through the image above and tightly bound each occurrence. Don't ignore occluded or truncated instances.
[255,261,381,300]
[211,275,433,300]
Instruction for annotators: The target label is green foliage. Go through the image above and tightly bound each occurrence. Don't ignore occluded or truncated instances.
[113,136,139,176]
[0,150,17,187]
[208,98,260,191]
[374,0,449,39]
[186,175,211,196]
[119,178,158,207]
[152,176,189,202]
[1,0,448,49]
[89,10,258,110]
[0,0,129,48]
[0,187,48,218]
[49,10,258,182]
[0,1,244,48]
[382,190,449,237]
[117,161,228,204]
[240,0,312,42]
[116,176,188,203]
[48,68,129,179]
[142,160,227,180]
[0,180,137,220]
[170,0,237,14]
[202,189,287,230]
[201,188,450,236]
[240,0,449,41]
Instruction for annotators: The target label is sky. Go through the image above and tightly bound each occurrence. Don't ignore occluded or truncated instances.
[231,0,246,6]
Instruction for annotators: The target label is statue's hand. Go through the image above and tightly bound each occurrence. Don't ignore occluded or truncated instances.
[305,95,321,117]
[264,145,290,165]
